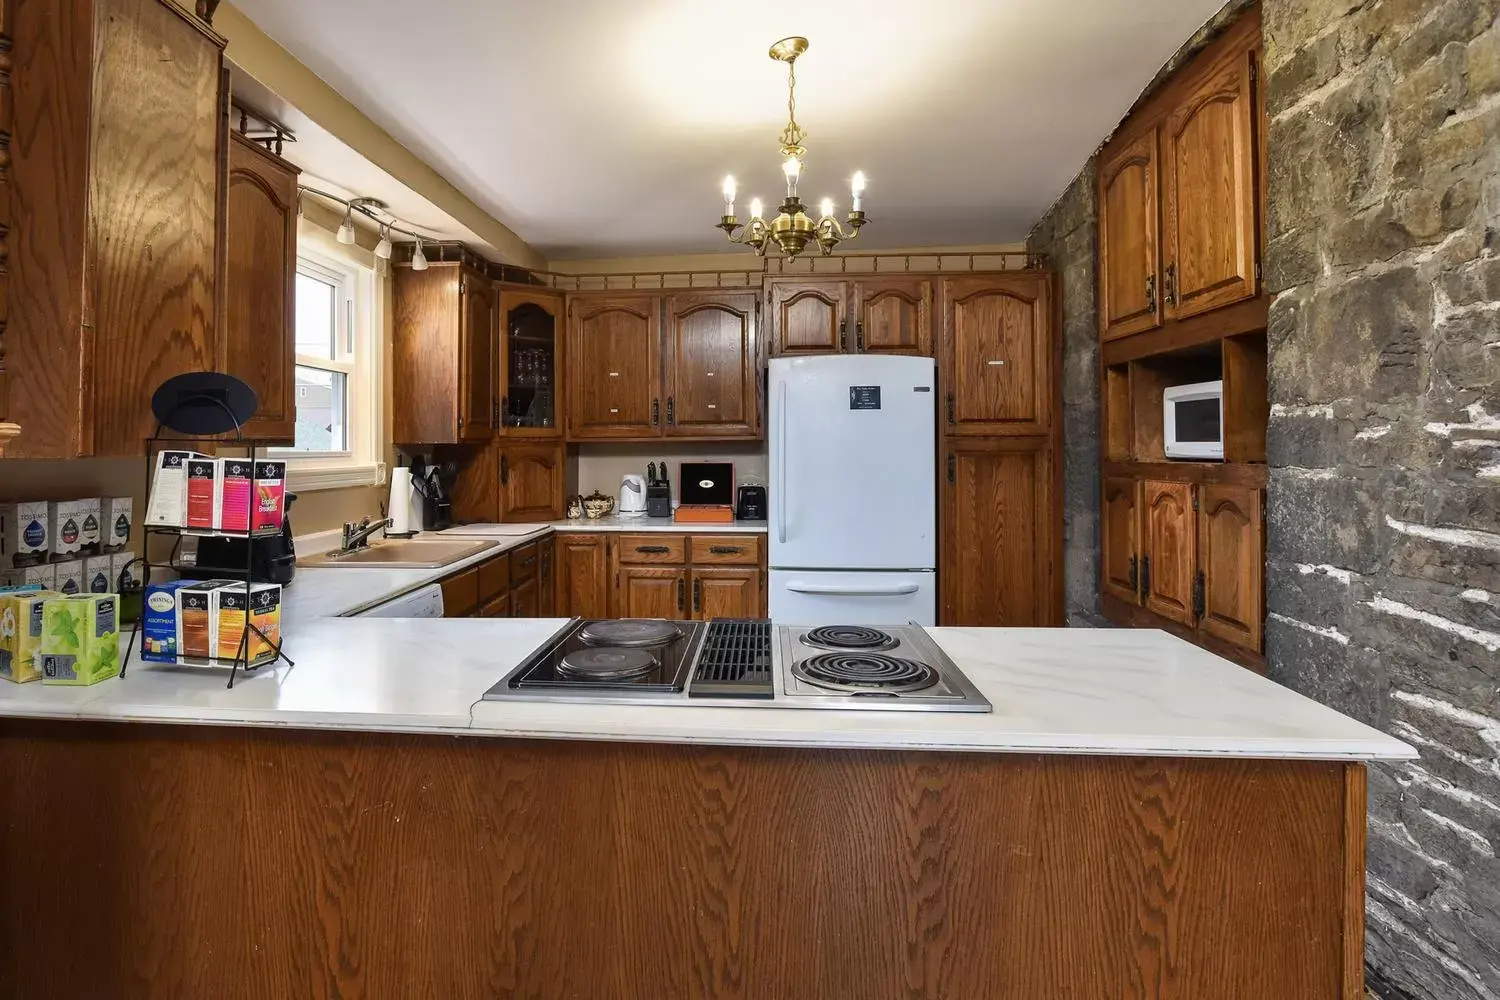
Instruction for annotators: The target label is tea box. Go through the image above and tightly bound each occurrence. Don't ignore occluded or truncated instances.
[40,594,121,686]
[52,560,85,596]
[215,582,281,664]
[102,497,133,550]
[141,580,198,663]
[0,501,49,567]
[0,590,63,683]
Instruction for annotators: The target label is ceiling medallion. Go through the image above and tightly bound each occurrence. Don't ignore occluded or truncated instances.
[716,37,868,259]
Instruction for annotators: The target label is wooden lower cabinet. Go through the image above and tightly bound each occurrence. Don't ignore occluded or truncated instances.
[509,576,540,618]
[536,537,556,617]
[1198,484,1264,651]
[480,593,511,618]
[692,568,761,619]
[940,438,1059,626]
[1142,479,1197,627]
[615,567,687,619]
[1103,471,1266,660]
[555,534,611,618]
[441,567,481,618]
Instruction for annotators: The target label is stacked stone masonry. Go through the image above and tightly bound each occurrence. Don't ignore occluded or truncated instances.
[1033,0,1499,994]
[1263,0,1500,996]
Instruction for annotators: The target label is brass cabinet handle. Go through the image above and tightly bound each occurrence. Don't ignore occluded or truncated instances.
[693,578,702,612]
[652,399,660,425]
[708,545,742,555]
[677,577,685,611]
[1128,554,1139,594]
[636,545,670,554]
[1193,571,1205,620]
[500,453,509,485]
[1141,556,1152,599]
[1164,264,1177,307]
[666,396,675,425]
[946,392,955,424]
[1145,274,1157,313]
[855,320,865,352]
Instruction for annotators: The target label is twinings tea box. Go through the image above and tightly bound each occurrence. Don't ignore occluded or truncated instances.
[141,580,198,663]
[215,583,281,664]
[218,459,254,534]
[250,461,287,533]
[0,590,63,683]
[83,555,115,594]
[74,497,102,553]
[147,451,201,528]
[40,594,120,686]
[0,563,55,592]
[48,500,88,558]
[102,497,133,550]
[52,560,85,596]
[185,460,222,531]
[0,501,49,567]
[175,580,238,664]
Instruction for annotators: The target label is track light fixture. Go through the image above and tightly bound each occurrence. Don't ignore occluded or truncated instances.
[375,223,393,260]
[411,236,429,271]
[336,205,356,245]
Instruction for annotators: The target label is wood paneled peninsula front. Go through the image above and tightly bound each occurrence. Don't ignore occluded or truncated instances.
[0,564,1411,999]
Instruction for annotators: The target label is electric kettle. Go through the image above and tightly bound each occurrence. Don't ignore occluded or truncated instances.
[618,474,648,516]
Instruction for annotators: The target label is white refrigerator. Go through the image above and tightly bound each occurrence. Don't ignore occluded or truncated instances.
[769,354,937,624]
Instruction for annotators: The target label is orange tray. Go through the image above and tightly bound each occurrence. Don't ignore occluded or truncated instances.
[673,504,735,524]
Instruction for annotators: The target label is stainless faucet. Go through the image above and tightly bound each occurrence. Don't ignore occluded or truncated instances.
[340,515,393,553]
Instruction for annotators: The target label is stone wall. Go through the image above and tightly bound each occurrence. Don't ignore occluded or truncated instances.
[1027,164,1103,626]
[1261,0,1500,996]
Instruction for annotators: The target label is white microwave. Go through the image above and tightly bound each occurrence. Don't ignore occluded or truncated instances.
[1163,380,1224,460]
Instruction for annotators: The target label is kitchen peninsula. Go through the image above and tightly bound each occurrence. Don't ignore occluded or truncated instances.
[0,549,1411,999]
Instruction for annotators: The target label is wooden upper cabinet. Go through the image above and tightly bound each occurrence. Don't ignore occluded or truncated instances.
[499,441,565,523]
[1097,129,1162,341]
[459,273,496,442]
[566,295,661,439]
[940,273,1054,437]
[1161,50,1259,321]
[769,281,846,355]
[7,0,225,457]
[1198,484,1264,652]
[1142,480,1197,627]
[664,291,758,437]
[221,133,299,444]
[554,533,610,618]
[851,278,933,356]
[1101,475,1142,606]
[497,288,563,437]
[941,438,1057,627]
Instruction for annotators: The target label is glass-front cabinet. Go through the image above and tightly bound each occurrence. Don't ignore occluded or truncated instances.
[498,288,563,436]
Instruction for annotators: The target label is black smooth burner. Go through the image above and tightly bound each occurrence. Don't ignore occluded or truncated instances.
[793,652,938,693]
[801,625,899,651]
[557,647,658,681]
[579,619,681,648]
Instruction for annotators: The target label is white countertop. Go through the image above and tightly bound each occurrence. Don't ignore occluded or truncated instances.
[0,528,1413,761]
[547,515,767,533]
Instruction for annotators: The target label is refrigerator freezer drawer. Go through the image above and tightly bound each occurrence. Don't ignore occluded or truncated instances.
[769,569,936,626]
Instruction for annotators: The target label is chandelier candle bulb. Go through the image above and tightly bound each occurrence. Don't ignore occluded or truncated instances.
[819,198,834,220]
[750,198,763,220]
[722,175,736,217]
[851,171,865,211]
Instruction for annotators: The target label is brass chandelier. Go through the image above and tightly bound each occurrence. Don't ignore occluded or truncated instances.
[716,37,868,259]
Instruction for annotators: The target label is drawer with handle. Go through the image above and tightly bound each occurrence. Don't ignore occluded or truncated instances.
[509,542,539,585]
[616,534,688,565]
[688,534,762,566]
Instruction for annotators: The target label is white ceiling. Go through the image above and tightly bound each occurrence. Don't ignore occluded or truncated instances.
[232,0,1229,260]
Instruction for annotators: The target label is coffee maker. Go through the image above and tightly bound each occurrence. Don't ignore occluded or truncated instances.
[194,492,299,584]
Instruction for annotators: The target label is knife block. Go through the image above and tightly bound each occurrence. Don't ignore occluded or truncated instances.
[646,485,671,518]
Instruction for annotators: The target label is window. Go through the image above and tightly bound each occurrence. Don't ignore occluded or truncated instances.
[273,228,384,491]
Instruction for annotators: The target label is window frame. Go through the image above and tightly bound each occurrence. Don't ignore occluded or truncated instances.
[270,227,386,492]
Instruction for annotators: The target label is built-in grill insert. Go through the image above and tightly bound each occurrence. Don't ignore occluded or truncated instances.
[690,619,774,699]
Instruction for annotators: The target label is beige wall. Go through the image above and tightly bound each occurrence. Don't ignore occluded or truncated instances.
[572,442,767,500]
[215,2,543,269]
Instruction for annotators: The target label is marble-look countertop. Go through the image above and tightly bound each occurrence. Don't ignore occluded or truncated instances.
[547,515,767,533]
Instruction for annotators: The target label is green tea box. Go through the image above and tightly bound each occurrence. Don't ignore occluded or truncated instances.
[0,590,63,683]
[40,594,121,685]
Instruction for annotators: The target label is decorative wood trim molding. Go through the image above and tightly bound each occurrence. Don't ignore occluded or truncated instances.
[0,2,12,451]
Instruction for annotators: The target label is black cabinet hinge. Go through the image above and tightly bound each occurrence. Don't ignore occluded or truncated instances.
[1128,554,1139,594]
[1193,571,1206,620]
[1141,555,1152,599]
[947,452,956,484]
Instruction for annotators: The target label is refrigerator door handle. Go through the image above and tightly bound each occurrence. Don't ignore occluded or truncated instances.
[776,379,788,544]
[784,582,921,596]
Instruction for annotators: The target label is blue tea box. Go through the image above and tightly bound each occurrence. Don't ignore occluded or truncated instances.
[141,580,199,663]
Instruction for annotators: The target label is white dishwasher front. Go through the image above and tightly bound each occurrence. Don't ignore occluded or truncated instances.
[356,583,445,619]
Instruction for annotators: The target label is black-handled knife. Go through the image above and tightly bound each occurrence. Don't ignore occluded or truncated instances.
[647,462,658,486]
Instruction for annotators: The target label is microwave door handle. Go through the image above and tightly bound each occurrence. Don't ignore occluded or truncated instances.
[777,380,788,544]
[785,582,921,596]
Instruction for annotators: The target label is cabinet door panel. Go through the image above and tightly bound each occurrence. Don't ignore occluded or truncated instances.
[567,296,661,438]
[223,134,299,444]
[498,288,563,437]
[509,576,540,618]
[499,441,564,522]
[1101,476,1142,605]
[664,292,757,437]
[1162,52,1258,321]
[458,274,496,442]
[1142,480,1197,627]
[555,534,609,618]
[617,567,686,620]
[940,439,1057,626]
[769,282,846,355]
[1198,484,1263,652]
[692,568,762,620]
[941,274,1053,436]
[536,537,556,617]
[480,593,512,618]
[1098,130,1162,340]
[852,278,932,356]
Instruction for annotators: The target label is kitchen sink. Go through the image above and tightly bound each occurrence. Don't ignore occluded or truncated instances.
[298,538,497,569]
